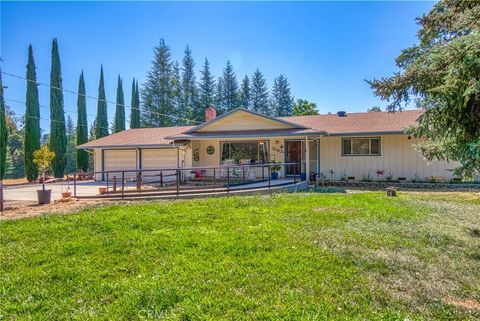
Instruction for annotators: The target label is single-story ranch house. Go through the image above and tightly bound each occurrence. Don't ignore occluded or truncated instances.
[78,107,457,182]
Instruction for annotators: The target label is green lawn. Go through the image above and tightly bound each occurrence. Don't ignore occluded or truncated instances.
[1,192,479,320]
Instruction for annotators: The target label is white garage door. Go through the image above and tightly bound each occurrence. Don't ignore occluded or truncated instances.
[104,149,137,178]
[142,149,178,169]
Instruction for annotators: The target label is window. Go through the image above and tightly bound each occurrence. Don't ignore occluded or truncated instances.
[342,138,381,156]
[221,141,269,164]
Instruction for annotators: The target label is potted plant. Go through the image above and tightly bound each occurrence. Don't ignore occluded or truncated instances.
[270,162,282,180]
[62,181,71,199]
[33,145,55,205]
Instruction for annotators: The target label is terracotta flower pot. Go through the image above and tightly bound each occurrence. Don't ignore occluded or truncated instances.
[62,191,72,199]
[99,187,107,194]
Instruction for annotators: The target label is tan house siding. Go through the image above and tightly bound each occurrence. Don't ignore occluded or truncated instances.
[319,135,457,180]
[195,111,295,132]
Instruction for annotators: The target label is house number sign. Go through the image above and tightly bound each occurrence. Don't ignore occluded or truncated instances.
[206,145,215,155]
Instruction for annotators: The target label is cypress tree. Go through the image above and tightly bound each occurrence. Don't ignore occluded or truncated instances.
[76,71,89,171]
[0,65,7,180]
[250,68,270,115]
[113,75,125,133]
[96,65,108,138]
[221,61,239,113]
[181,45,198,122]
[199,58,215,110]
[271,74,294,116]
[24,45,41,181]
[239,75,251,110]
[49,38,67,178]
[130,78,140,128]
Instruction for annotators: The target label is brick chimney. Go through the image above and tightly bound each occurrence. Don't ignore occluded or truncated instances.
[205,106,217,122]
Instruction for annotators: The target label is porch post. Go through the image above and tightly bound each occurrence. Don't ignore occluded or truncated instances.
[305,136,310,176]
[316,138,320,174]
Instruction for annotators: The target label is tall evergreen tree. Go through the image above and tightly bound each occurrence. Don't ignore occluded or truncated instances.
[96,65,108,138]
[239,75,251,110]
[141,38,175,127]
[250,68,270,115]
[214,77,224,114]
[76,71,89,171]
[0,65,7,180]
[24,45,41,181]
[171,61,183,125]
[49,38,67,178]
[113,75,125,133]
[135,80,140,124]
[199,58,215,111]
[130,78,140,128]
[271,74,294,116]
[181,45,198,122]
[220,61,239,113]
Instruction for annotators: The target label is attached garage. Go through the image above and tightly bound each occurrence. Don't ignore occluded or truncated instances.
[141,148,178,169]
[91,147,187,181]
[103,149,137,180]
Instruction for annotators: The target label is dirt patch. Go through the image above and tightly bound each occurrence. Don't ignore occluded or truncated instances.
[1,198,104,220]
[444,297,480,310]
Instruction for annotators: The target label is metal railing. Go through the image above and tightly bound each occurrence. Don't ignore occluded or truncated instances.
[72,162,305,199]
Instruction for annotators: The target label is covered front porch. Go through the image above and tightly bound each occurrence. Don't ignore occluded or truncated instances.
[188,135,322,180]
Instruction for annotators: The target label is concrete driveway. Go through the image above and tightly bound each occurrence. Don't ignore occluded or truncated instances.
[3,181,105,201]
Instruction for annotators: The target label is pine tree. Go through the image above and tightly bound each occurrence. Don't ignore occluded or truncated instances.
[199,58,215,111]
[130,78,140,129]
[49,38,67,178]
[141,39,175,127]
[113,75,125,133]
[171,61,182,125]
[250,68,270,115]
[271,74,294,116]
[0,66,7,180]
[221,61,239,113]
[96,65,108,138]
[239,75,251,110]
[76,71,89,171]
[24,45,41,181]
[214,77,224,114]
[181,45,199,122]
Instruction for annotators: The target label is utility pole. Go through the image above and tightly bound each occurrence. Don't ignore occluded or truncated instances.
[0,62,4,212]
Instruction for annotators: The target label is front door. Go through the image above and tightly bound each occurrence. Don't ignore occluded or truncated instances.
[285,141,302,175]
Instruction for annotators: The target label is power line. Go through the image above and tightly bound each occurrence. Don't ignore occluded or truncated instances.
[6,97,111,132]
[1,71,202,125]
[6,97,106,123]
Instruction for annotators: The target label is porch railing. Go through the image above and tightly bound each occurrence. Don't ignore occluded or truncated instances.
[72,162,305,199]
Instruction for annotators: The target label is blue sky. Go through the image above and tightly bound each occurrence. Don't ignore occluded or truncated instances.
[1,1,434,131]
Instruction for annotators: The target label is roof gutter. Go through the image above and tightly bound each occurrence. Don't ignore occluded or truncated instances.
[76,143,188,150]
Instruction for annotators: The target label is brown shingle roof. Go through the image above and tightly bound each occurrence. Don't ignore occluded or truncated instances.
[281,110,423,135]
[79,110,423,149]
[77,126,193,149]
